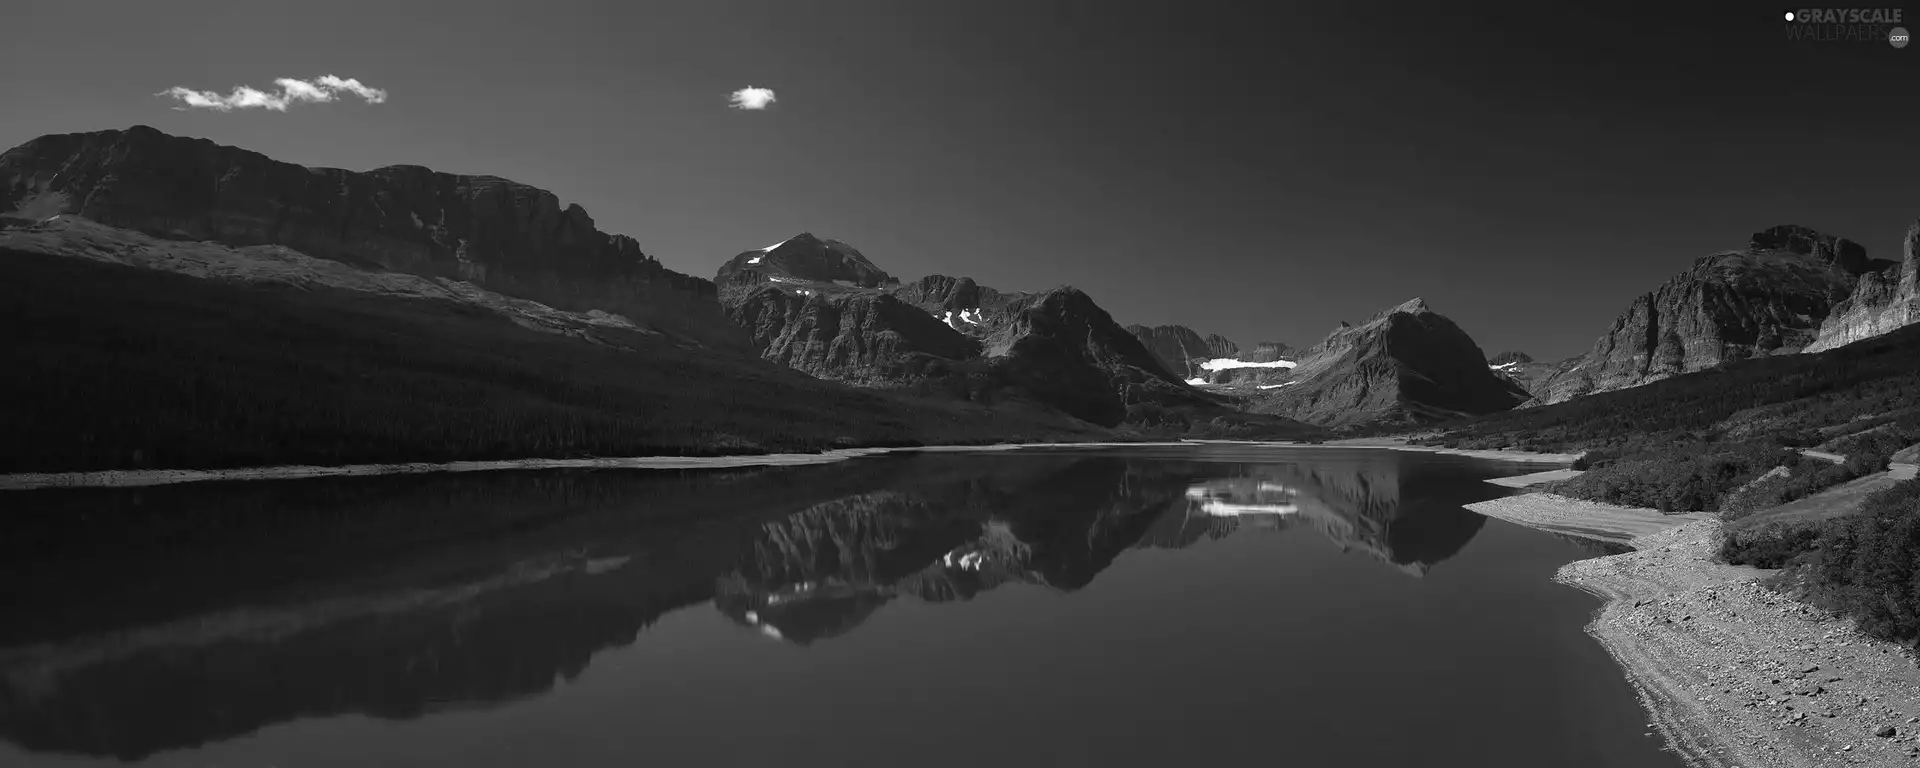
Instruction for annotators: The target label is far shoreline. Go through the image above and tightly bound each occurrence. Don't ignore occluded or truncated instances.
[0,436,1576,491]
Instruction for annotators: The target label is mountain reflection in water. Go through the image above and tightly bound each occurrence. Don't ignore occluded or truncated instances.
[0,449,1498,762]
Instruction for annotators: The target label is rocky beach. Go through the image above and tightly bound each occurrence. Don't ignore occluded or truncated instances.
[1482,491,1920,766]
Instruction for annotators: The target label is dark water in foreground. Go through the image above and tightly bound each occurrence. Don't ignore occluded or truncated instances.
[0,446,1676,768]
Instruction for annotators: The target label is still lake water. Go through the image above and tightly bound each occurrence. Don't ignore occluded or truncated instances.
[0,446,1682,768]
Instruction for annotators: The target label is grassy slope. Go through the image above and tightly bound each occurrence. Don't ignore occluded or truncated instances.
[1405,323,1920,511]
[0,249,1112,473]
[1423,323,1920,456]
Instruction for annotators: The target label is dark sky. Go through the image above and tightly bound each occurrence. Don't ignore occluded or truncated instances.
[4,0,1916,360]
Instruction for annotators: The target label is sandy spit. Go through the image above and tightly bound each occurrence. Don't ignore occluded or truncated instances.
[1323,437,1583,463]
[1184,437,1580,464]
[1485,468,1585,488]
[1467,492,1707,543]
[0,441,1207,492]
[1555,518,1920,767]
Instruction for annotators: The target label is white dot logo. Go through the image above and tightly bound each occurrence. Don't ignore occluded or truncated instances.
[1784,11,1795,21]
[1893,27,1911,48]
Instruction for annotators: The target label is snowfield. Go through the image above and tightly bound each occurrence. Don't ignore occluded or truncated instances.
[1200,358,1296,371]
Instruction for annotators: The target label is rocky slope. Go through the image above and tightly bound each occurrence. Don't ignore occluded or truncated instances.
[0,126,743,348]
[1805,218,1919,352]
[1243,341,1297,363]
[1246,298,1529,426]
[1533,225,1899,404]
[723,284,981,384]
[1124,324,1240,379]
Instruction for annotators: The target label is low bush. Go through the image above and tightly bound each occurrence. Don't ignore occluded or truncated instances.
[1720,520,1823,568]
[1803,479,1920,643]
[1557,441,1792,513]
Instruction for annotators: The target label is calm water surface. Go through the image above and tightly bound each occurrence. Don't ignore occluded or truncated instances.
[0,446,1680,768]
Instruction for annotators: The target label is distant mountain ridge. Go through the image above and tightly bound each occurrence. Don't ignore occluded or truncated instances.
[0,126,741,349]
[716,235,1316,435]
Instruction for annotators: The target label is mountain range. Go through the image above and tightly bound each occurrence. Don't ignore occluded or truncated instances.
[2,125,1917,472]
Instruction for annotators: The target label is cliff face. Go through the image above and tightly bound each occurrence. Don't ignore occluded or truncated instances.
[1244,342,1296,363]
[1124,324,1239,379]
[1533,225,1895,403]
[0,126,740,348]
[1250,298,1528,426]
[1806,219,1920,353]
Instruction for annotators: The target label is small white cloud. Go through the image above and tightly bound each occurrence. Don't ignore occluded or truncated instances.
[315,75,387,104]
[728,86,777,110]
[158,75,389,112]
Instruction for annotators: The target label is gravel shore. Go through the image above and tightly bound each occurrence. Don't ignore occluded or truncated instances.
[1559,518,1920,767]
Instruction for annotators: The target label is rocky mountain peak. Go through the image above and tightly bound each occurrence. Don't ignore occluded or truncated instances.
[1251,297,1525,426]
[1749,224,1872,273]
[715,232,897,289]
[1487,351,1534,366]
[1385,297,1433,316]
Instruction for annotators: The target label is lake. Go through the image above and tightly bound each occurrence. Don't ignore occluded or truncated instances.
[0,445,1681,768]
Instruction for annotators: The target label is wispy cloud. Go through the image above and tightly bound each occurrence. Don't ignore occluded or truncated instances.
[728,86,777,110]
[158,75,389,112]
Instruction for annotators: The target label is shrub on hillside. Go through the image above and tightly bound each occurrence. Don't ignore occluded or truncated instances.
[1806,479,1920,643]
[1720,520,1824,569]
[1557,441,1794,514]
[1571,449,1616,471]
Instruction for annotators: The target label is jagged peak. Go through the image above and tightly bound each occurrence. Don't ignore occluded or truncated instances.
[1749,224,1870,271]
[1385,297,1433,316]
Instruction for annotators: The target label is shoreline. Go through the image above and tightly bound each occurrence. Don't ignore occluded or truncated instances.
[0,437,1576,492]
[0,441,1196,492]
[1476,488,1920,767]
[1186,436,1580,464]
[1322,436,1583,463]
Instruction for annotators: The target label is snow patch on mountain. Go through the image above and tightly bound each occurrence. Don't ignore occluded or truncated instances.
[1200,358,1296,371]
[1184,377,1210,386]
[1257,382,1298,390]
[1198,500,1300,517]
